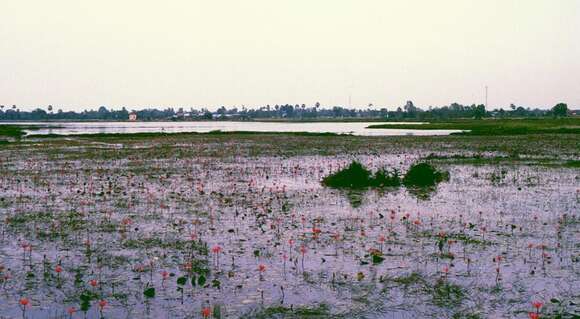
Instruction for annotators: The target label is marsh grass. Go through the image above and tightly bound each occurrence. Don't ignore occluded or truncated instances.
[425,153,580,169]
[452,311,483,319]
[392,272,425,286]
[0,124,52,139]
[431,280,465,308]
[564,160,580,168]
[367,118,580,135]
[242,303,331,319]
[0,125,26,138]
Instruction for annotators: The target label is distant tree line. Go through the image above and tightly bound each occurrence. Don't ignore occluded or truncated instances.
[0,102,572,121]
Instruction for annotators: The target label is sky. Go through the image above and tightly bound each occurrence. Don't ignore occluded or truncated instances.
[1,0,579,111]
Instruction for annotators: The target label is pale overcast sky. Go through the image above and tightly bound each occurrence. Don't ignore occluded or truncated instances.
[1,0,579,111]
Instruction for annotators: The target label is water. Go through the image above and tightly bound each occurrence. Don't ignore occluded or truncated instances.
[5,128,575,318]
[1,121,462,136]
[0,140,577,318]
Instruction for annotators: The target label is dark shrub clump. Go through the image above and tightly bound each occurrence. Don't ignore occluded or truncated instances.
[323,161,401,189]
[403,162,449,187]
[323,161,448,190]
[322,161,372,189]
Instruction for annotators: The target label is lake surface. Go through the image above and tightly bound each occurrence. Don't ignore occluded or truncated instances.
[3,121,462,136]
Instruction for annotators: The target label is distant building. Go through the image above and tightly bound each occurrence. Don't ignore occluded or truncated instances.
[128,112,137,121]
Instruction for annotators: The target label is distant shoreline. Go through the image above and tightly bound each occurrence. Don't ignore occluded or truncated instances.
[0,118,404,123]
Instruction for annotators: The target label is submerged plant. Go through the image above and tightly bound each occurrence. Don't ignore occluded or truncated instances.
[432,279,464,307]
[241,303,330,319]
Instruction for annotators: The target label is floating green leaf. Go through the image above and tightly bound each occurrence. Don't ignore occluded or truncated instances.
[144,287,155,298]
[198,275,206,286]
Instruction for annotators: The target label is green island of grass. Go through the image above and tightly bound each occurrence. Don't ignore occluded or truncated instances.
[367,118,580,135]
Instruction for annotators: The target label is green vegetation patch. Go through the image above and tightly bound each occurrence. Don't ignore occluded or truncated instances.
[403,163,449,187]
[322,161,448,197]
[564,160,580,168]
[322,161,401,189]
[6,211,54,225]
[0,125,27,138]
[392,272,425,286]
[424,153,580,169]
[322,161,373,188]
[432,280,465,307]
[452,311,482,319]
[371,168,402,187]
[0,124,54,140]
[242,304,331,319]
[367,118,580,136]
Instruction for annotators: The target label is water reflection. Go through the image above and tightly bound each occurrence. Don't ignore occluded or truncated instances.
[0,121,463,136]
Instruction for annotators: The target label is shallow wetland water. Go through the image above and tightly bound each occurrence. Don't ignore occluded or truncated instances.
[0,134,578,318]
